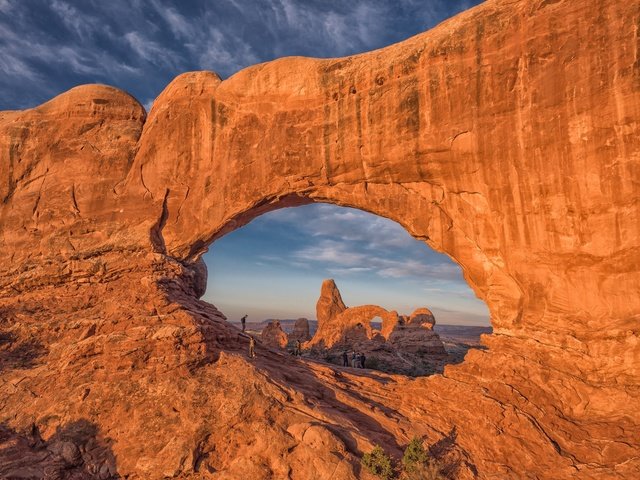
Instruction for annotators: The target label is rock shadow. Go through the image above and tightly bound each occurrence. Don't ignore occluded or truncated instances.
[0,329,47,372]
[428,427,478,478]
[0,419,119,479]
[253,349,404,460]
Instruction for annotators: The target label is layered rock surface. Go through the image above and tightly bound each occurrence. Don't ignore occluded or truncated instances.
[1,0,639,478]
[308,279,447,375]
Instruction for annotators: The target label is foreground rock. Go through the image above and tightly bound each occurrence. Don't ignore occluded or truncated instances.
[1,0,639,478]
[308,280,447,375]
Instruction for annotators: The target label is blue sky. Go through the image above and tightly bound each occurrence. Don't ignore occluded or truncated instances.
[0,0,488,325]
[205,204,489,325]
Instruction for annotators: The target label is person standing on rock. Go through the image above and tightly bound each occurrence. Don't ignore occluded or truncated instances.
[360,352,366,369]
[248,336,256,358]
[295,340,302,356]
[342,351,349,367]
[351,351,357,368]
[241,314,247,332]
[355,352,362,368]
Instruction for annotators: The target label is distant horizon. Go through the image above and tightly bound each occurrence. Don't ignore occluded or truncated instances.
[224,318,493,328]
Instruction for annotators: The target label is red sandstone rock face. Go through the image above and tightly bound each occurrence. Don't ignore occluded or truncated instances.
[316,279,347,325]
[387,312,447,357]
[261,320,288,349]
[289,318,311,343]
[1,0,639,478]
[308,279,447,374]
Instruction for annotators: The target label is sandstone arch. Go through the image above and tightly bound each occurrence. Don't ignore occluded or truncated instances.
[1,0,639,478]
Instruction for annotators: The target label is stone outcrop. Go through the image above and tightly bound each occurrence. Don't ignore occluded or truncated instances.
[289,318,311,343]
[312,279,398,349]
[308,280,447,374]
[1,0,639,478]
[316,279,347,325]
[388,308,447,356]
[261,320,288,349]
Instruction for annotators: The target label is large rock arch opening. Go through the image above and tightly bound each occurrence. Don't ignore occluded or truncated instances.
[0,0,638,478]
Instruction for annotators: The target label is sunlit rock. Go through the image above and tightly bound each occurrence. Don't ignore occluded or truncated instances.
[308,279,447,374]
[1,0,638,477]
[261,320,288,349]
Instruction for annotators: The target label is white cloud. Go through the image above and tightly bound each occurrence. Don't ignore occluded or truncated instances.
[194,27,259,75]
[150,0,191,39]
[275,0,387,56]
[142,98,154,112]
[124,31,182,69]
[51,0,99,41]
[266,203,418,253]
[290,237,460,282]
[0,7,139,100]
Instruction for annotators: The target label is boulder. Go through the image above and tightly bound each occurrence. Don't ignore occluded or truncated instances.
[260,320,288,349]
[289,318,311,343]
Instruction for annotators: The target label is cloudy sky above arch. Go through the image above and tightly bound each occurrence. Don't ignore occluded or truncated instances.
[206,204,489,325]
[0,0,488,325]
[0,0,482,110]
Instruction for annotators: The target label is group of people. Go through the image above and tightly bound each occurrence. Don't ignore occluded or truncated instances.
[343,351,366,369]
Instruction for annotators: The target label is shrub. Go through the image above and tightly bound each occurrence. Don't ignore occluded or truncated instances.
[402,437,428,472]
[401,437,446,480]
[361,445,395,480]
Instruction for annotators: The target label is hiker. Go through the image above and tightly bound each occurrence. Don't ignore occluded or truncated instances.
[241,314,247,332]
[295,340,302,356]
[355,352,362,368]
[342,351,349,367]
[351,351,357,368]
[248,336,256,358]
[360,352,366,369]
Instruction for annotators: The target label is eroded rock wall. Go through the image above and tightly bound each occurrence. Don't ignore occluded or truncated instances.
[1,0,639,478]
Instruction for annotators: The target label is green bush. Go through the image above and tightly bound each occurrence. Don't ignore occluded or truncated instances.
[402,437,428,472]
[361,445,395,480]
[401,437,445,480]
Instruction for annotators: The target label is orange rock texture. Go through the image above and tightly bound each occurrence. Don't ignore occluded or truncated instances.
[261,320,288,349]
[309,278,446,356]
[1,0,639,478]
[308,279,447,375]
[289,318,311,343]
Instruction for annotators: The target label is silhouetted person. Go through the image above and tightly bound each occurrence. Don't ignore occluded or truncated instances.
[295,340,302,356]
[351,351,357,368]
[355,352,362,368]
[248,336,256,358]
[241,314,247,332]
[342,351,349,367]
[360,353,366,369]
